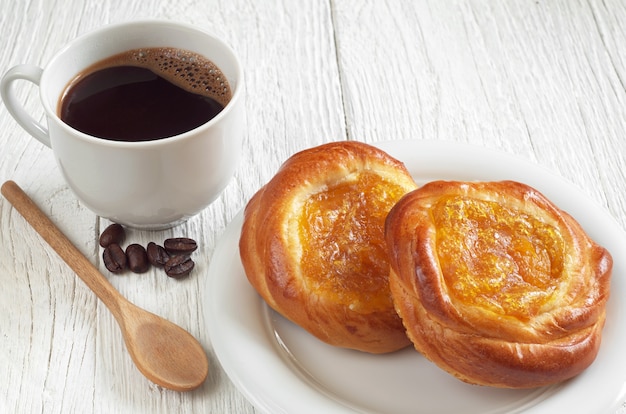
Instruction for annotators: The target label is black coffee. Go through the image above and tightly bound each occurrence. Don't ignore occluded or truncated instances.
[58,47,232,142]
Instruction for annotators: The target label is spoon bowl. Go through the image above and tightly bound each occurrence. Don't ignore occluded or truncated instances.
[1,180,209,392]
[120,301,209,391]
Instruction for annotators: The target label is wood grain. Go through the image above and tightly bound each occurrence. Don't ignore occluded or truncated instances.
[1,181,209,392]
[1,0,625,412]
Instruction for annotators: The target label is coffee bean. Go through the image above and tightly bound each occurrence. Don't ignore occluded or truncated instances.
[99,223,125,248]
[164,255,195,279]
[126,243,150,273]
[147,242,170,267]
[103,243,127,273]
[164,237,198,255]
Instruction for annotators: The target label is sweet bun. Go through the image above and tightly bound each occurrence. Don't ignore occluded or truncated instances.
[240,141,418,353]
[385,180,612,388]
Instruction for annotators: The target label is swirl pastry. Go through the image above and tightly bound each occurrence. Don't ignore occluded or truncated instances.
[239,141,418,353]
[385,180,612,388]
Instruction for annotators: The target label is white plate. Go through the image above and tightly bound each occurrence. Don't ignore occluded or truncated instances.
[204,140,626,413]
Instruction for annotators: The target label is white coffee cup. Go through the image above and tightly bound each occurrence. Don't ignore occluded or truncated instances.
[1,20,244,229]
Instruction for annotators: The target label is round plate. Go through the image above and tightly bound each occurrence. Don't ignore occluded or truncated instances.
[204,140,626,413]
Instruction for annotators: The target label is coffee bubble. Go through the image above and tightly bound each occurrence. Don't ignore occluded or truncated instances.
[86,47,232,107]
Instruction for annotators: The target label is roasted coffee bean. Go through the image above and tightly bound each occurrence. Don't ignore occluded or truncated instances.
[164,237,198,255]
[146,242,170,267]
[126,243,150,273]
[99,223,125,247]
[164,255,195,279]
[103,243,127,273]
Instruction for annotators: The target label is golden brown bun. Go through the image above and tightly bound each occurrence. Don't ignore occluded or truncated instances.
[385,180,612,387]
[240,141,418,353]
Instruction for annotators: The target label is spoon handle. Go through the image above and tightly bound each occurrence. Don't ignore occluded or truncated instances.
[1,180,124,317]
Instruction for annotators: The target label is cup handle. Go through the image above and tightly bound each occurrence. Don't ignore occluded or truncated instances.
[1,64,51,148]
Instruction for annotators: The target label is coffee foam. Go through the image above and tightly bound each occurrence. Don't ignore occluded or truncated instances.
[90,47,232,107]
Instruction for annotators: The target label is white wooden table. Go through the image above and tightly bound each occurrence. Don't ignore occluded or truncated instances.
[1,0,625,412]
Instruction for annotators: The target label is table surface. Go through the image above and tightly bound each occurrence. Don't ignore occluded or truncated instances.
[1,0,625,413]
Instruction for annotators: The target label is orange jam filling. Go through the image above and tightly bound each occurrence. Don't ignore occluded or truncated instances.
[432,196,565,320]
[299,172,407,310]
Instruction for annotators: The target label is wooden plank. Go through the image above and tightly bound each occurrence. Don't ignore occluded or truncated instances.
[332,0,626,228]
[0,0,343,413]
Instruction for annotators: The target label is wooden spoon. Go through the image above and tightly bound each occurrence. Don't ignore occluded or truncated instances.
[1,180,209,392]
